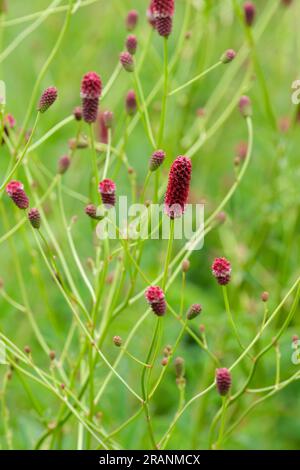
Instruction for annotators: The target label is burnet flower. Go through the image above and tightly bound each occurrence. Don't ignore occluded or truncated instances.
[153,0,175,37]
[212,257,232,285]
[165,155,192,219]
[6,180,29,209]
[145,286,166,316]
[38,87,58,113]
[98,179,116,207]
[80,72,102,123]
[216,368,232,396]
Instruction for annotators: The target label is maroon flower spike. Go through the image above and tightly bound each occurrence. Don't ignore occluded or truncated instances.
[221,49,236,64]
[58,155,71,175]
[244,2,256,26]
[239,95,252,118]
[149,149,166,171]
[38,87,58,113]
[120,51,134,72]
[153,0,175,37]
[28,208,41,229]
[126,10,139,31]
[216,368,232,396]
[6,180,29,209]
[147,1,156,28]
[81,72,102,123]
[145,286,166,316]
[73,106,82,121]
[126,35,138,55]
[187,303,202,320]
[212,257,232,285]
[125,90,137,116]
[165,155,192,219]
[80,72,102,99]
[85,204,99,220]
[99,179,116,207]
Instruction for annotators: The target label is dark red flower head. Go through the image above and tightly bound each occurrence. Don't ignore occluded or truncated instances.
[58,155,71,175]
[165,155,192,219]
[244,2,256,26]
[145,286,166,316]
[125,90,137,115]
[38,87,58,113]
[126,10,139,31]
[212,257,231,285]
[99,179,116,207]
[80,72,102,99]
[28,208,41,229]
[149,149,166,171]
[126,34,138,55]
[216,368,232,396]
[6,180,29,209]
[187,303,202,320]
[156,16,173,36]
[120,51,134,72]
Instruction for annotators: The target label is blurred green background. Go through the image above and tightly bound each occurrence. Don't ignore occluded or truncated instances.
[0,0,299,450]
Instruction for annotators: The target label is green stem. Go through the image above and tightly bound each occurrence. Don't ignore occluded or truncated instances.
[169,61,222,97]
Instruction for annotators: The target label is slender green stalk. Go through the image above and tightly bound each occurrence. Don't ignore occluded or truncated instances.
[169,61,222,97]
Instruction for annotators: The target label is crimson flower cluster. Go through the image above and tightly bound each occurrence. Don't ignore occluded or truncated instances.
[145,286,166,316]
[153,0,175,37]
[212,257,232,285]
[165,155,192,219]
[80,72,102,123]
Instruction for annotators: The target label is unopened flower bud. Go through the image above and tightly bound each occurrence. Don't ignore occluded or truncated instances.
[120,51,135,72]
[126,35,138,55]
[49,350,56,361]
[113,335,122,347]
[239,95,252,118]
[58,155,71,174]
[38,87,58,113]
[73,106,82,121]
[28,208,41,229]
[149,149,166,171]
[126,10,138,31]
[261,291,269,302]
[103,110,114,129]
[187,303,202,320]
[181,259,190,273]
[221,49,236,64]
[174,356,185,378]
[216,368,231,396]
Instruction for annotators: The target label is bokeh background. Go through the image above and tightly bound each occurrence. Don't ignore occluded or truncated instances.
[0,0,299,450]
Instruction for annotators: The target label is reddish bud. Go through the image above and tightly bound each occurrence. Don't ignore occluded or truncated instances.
[187,303,202,320]
[38,87,58,113]
[126,10,139,31]
[145,286,166,316]
[126,35,138,55]
[216,368,231,396]
[221,49,236,64]
[85,204,100,220]
[28,208,41,229]
[103,110,114,129]
[149,149,166,171]
[244,2,256,26]
[58,155,71,175]
[165,156,192,219]
[261,291,269,302]
[120,51,134,72]
[181,259,190,273]
[49,350,56,361]
[239,95,252,118]
[73,106,82,121]
[125,90,137,116]
[212,257,232,285]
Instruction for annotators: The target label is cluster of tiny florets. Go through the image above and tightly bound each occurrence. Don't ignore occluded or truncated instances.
[165,156,192,219]
[212,257,232,285]
[145,286,166,316]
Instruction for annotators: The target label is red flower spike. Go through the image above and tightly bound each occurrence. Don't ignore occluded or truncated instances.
[212,257,232,285]
[80,72,102,99]
[38,87,58,113]
[6,180,29,209]
[216,368,232,396]
[99,179,116,207]
[28,208,41,229]
[126,10,139,31]
[155,16,173,37]
[125,90,137,116]
[145,286,166,316]
[165,155,192,219]
[126,35,138,55]
[149,149,166,171]
[73,106,82,121]
[82,97,99,123]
